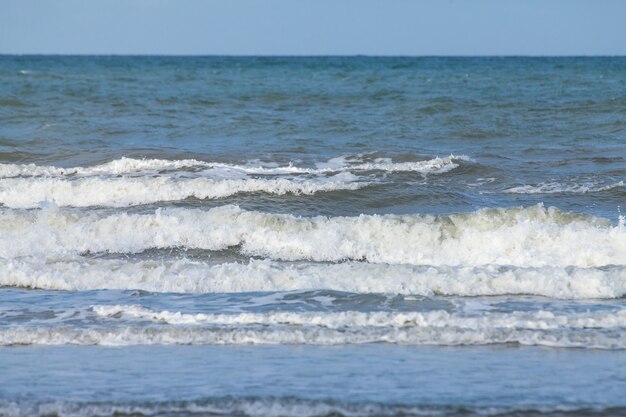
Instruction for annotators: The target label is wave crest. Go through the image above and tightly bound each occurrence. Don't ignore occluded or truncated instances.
[0,173,364,208]
[0,155,468,178]
[0,205,622,268]
[2,258,625,298]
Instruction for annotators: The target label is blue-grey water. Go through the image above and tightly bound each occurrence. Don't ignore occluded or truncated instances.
[0,56,625,417]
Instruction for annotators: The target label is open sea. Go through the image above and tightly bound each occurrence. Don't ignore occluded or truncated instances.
[0,56,625,417]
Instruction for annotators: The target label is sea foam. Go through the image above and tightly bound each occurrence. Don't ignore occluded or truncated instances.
[0,155,468,208]
[0,155,467,178]
[504,181,624,195]
[93,304,626,331]
[0,173,364,208]
[0,205,623,268]
[2,315,624,348]
[1,257,624,298]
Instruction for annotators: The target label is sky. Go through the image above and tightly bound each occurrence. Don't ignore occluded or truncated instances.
[1,0,626,56]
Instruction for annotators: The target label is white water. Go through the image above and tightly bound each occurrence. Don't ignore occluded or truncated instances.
[2,257,625,298]
[0,205,623,268]
[0,155,467,178]
[2,321,624,348]
[504,181,624,195]
[0,155,469,208]
[93,304,626,330]
[0,173,365,208]
[0,157,209,178]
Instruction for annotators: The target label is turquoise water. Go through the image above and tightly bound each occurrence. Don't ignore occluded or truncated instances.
[0,56,625,416]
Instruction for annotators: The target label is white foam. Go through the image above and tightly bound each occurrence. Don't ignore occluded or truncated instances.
[1,258,624,299]
[504,181,624,194]
[216,155,467,175]
[0,205,623,268]
[0,155,467,179]
[2,313,624,348]
[348,155,469,173]
[0,173,363,208]
[94,304,626,331]
[0,155,468,207]
[0,157,209,178]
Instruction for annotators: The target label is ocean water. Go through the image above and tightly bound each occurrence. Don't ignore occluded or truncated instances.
[0,56,625,417]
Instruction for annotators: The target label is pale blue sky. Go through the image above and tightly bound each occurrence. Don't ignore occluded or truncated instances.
[1,0,625,55]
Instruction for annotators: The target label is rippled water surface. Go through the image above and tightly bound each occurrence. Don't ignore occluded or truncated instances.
[0,56,625,416]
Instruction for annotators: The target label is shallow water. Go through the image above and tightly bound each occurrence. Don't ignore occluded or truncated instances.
[0,56,625,416]
[1,345,626,416]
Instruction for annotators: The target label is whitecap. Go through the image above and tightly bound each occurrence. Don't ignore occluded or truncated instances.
[1,257,624,299]
[0,172,364,208]
[0,205,622,268]
[504,181,624,194]
[0,154,469,178]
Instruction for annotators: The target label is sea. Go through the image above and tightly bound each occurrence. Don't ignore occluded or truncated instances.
[0,56,625,417]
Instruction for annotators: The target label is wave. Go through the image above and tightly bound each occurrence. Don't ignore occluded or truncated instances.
[0,205,623,268]
[0,155,468,208]
[0,155,468,178]
[2,399,619,417]
[0,173,364,208]
[2,318,624,348]
[2,258,625,298]
[94,304,626,331]
[316,154,470,174]
[0,157,208,178]
[504,181,624,195]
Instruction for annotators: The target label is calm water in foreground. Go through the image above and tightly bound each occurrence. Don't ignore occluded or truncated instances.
[0,56,625,416]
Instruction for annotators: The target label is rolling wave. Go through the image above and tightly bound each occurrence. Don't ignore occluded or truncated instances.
[0,205,623,268]
[2,317,624,348]
[0,157,208,178]
[2,258,624,298]
[0,155,468,178]
[0,155,468,208]
[0,173,364,208]
[93,304,626,331]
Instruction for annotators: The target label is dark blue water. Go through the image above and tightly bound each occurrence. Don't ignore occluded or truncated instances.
[0,56,625,416]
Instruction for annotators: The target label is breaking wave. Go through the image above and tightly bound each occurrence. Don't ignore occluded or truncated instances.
[2,257,624,299]
[0,205,623,268]
[504,181,624,195]
[2,314,625,348]
[0,173,364,208]
[0,155,467,178]
[0,155,469,208]
[93,304,626,331]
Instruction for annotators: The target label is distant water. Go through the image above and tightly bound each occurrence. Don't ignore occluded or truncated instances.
[0,56,625,417]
